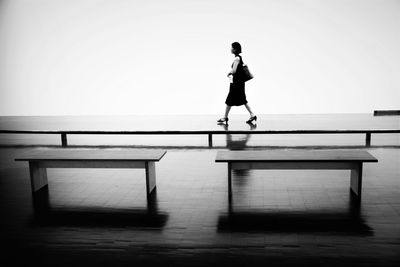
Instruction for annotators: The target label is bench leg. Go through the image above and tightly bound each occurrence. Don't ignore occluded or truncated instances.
[29,162,48,193]
[228,163,232,200]
[145,162,156,195]
[350,163,363,199]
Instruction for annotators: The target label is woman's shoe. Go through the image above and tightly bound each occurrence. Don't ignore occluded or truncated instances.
[246,115,257,123]
[217,117,229,123]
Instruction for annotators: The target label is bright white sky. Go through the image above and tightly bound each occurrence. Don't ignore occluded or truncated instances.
[0,0,399,116]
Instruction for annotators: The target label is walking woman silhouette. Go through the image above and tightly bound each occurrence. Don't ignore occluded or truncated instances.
[217,42,257,124]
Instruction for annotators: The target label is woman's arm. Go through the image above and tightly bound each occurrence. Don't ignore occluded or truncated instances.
[227,57,241,76]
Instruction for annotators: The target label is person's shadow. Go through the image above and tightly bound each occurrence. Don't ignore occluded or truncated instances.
[218,122,257,150]
[218,122,257,188]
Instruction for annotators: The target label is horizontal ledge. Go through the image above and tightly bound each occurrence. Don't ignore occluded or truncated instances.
[1,130,400,134]
[3,144,400,149]
[374,110,400,116]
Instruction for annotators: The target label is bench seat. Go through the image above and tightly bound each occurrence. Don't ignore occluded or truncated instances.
[215,150,378,201]
[16,149,166,199]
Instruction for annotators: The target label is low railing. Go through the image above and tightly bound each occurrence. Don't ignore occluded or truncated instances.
[1,129,399,147]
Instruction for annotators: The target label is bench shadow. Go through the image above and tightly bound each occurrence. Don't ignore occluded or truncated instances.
[30,187,168,228]
[219,192,371,236]
[217,211,372,236]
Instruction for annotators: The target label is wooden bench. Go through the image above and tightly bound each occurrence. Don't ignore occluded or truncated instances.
[215,150,378,201]
[15,149,166,199]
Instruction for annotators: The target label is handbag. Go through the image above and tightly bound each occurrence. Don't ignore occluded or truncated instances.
[241,64,254,82]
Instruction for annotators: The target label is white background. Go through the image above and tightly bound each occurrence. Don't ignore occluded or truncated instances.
[0,0,399,116]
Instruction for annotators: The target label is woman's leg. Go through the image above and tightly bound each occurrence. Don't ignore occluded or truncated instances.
[244,103,254,117]
[224,105,231,118]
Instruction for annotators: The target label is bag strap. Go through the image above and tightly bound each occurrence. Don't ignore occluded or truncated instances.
[234,55,244,70]
[238,55,244,66]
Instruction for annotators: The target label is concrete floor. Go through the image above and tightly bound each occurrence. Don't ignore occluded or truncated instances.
[0,146,399,266]
[0,114,399,266]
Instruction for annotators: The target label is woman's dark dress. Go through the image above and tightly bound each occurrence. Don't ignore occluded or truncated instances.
[225,55,247,106]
